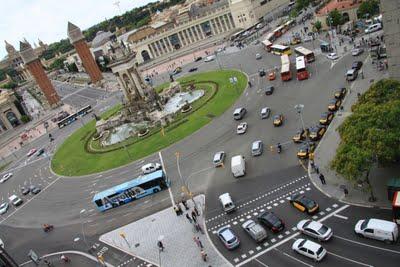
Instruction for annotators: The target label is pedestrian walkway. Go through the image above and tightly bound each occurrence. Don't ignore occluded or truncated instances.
[308,52,392,209]
[100,195,229,267]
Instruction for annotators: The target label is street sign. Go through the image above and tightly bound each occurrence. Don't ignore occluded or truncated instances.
[28,249,39,264]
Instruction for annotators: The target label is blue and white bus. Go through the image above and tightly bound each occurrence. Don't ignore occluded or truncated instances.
[92,170,169,212]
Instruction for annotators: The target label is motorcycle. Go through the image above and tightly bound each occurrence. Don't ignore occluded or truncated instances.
[43,224,54,233]
[277,144,282,154]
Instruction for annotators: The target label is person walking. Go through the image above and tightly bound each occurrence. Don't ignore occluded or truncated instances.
[343,187,349,197]
[157,240,165,251]
[186,213,193,223]
[182,199,189,210]
[201,250,208,262]
[191,211,197,223]
[319,173,326,185]
[193,236,203,248]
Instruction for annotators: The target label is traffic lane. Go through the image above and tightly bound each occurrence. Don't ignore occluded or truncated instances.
[323,205,400,252]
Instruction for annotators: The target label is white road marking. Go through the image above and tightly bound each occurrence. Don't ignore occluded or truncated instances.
[236,205,350,266]
[334,235,400,255]
[278,249,314,267]
[254,258,269,267]
[327,251,372,266]
[333,213,348,220]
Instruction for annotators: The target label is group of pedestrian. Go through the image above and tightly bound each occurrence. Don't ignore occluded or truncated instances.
[193,236,207,262]
[310,160,325,185]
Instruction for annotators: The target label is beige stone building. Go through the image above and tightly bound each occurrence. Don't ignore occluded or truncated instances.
[314,0,364,30]
[0,90,22,134]
[381,0,400,81]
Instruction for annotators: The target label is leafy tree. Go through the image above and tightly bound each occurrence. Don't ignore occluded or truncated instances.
[290,9,299,19]
[332,79,400,183]
[314,20,322,32]
[326,9,343,27]
[357,0,380,19]
[49,57,66,70]
[1,81,18,89]
[67,62,78,73]
[296,0,311,12]
[20,115,31,123]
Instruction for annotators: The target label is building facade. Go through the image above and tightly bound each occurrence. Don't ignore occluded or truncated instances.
[0,89,22,134]
[381,0,400,81]
[126,0,289,64]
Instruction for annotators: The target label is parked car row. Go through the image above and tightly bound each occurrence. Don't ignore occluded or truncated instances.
[0,184,42,216]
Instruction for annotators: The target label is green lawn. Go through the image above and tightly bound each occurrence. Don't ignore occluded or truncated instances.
[52,70,247,176]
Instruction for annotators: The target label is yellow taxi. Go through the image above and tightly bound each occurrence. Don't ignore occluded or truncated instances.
[319,112,334,126]
[334,87,347,99]
[293,128,308,143]
[289,194,319,214]
[273,114,284,127]
[328,98,342,111]
[309,126,326,141]
[296,142,315,159]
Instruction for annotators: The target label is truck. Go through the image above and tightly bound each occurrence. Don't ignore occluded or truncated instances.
[231,155,246,177]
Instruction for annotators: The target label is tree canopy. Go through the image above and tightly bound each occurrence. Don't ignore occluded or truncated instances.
[295,0,311,11]
[326,9,344,27]
[357,0,380,19]
[331,79,400,182]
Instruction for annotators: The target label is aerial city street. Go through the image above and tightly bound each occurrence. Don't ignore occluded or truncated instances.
[0,0,399,266]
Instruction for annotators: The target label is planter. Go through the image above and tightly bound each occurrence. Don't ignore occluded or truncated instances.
[181,105,192,113]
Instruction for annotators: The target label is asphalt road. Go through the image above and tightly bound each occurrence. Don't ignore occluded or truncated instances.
[0,29,394,267]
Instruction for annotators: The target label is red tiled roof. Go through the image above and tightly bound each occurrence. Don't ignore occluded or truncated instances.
[316,0,363,16]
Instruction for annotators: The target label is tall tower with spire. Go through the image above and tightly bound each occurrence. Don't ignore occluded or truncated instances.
[19,41,60,107]
[4,40,16,55]
[67,22,103,84]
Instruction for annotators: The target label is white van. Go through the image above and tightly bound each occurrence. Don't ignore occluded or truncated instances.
[346,69,358,81]
[9,194,23,207]
[219,193,235,213]
[233,107,246,120]
[231,155,245,177]
[354,218,399,243]
[204,55,216,62]
[365,23,382,34]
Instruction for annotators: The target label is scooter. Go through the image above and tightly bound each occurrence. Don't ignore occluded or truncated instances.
[43,224,54,233]
[277,144,282,154]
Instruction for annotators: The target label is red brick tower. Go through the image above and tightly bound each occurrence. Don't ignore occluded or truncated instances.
[19,41,60,107]
[67,22,103,84]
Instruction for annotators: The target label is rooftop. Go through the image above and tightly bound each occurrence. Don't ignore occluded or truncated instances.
[316,0,363,16]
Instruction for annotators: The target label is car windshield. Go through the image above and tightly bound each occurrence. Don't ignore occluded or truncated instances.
[301,197,316,208]
[318,225,329,234]
[360,219,369,230]
[274,116,280,120]
[303,220,311,228]
[321,113,327,119]
[0,203,6,208]
[316,246,324,255]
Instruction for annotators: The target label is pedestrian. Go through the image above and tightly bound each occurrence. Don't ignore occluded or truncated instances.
[173,205,180,216]
[315,166,319,174]
[191,212,197,223]
[157,240,164,251]
[343,187,349,197]
[360,69,364,79]
[186,213,193,223]
[319,173,326,185]
[310,160,315,170]
[201,249,207,262]
[194,206,199,216]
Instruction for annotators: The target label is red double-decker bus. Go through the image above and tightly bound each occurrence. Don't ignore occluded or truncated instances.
[296,56,309,80]
[280,55,292,81]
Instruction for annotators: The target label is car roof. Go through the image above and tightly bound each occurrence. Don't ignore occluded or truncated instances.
[302,239,321,251]
[214,152,224,160]
[367,218,397,231]
[219,193,232,202]
[306,220,323,231]
[218,227,235,239]
[252,141,261,148]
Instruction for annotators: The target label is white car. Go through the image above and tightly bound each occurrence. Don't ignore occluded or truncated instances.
[216,47,224,53]
[204,55,216,62]
[255,53,262,60]
[27,148,37,157]
[297,219,333,241]
[141,163,162,174]
[213,151,226,167]
[236,122,248,134]
[0,238,3,248]
[351,48,364,56]
[292,238,327,262]
[326,52,339,60]
[0,173,12,183]
[0,203,9,215]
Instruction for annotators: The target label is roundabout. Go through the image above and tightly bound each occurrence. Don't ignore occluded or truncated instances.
[51,70,247,176]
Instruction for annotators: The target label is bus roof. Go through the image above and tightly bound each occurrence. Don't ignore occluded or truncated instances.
[262,39,272,47]
[92,170,164,201]
[281,55,290,73]
[266,32,274,40]
[296,56,306,69]
[295,46,313,56]
[272,44,289,50]
[393,191,400,207]
[273,25,285,33]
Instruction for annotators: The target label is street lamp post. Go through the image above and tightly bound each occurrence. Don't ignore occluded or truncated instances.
[294,104,305,132]
[79,209,90,250]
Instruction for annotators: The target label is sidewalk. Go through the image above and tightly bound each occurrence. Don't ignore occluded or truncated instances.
[308,53,392,209]
[100,195,230,267]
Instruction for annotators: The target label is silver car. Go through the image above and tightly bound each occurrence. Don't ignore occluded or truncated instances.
[242,219,267,242]
[217,226,240,250]
[213,151,226,167]
[297,219,333,241]
[251,141,263,156]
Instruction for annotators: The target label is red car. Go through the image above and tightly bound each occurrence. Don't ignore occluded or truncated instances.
[27,148,37,157]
